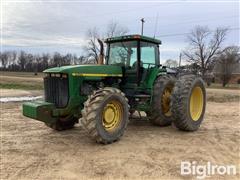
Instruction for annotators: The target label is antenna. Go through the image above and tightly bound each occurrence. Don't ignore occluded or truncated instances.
[179,52,182,67]
[153,13,159,38]
[141,18,145,35]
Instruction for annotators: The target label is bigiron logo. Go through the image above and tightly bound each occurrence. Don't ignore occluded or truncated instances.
[180,161,237,179]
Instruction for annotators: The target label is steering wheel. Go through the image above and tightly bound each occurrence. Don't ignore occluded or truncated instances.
[132,61,143,69]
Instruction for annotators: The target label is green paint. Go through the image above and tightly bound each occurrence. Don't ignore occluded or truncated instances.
[44,64,122,74]
[23,101,57,123]
[23,35,168,124]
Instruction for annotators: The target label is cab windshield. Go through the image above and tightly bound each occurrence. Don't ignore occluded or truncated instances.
[107,41,137,67]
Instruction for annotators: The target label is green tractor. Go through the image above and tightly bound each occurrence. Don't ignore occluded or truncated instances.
[23,35,206,144]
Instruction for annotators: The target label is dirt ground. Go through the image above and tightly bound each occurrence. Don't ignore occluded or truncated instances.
[0,88,239,179]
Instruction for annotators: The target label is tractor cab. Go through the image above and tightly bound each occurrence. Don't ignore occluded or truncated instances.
[105,35,164,94]
[105,35,162,84]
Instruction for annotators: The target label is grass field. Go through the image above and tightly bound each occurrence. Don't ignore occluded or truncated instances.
[0,71,44,90]
[0,71,44,77]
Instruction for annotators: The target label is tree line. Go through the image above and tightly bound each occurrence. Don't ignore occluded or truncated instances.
[0,51,86,72]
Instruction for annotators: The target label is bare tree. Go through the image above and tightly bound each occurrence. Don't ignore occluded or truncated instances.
[42,53,50,70]
[182,26,228,77]
[74,55,85,65]
[164,59,178,68]
[25,53,34,72]
[63,53,73,65]
[52,52,63,67]
[84,27,100,63]
[34,55,40,75]
[0,52,8,69]
[106,21,129,38]
[18,51,27,71]
[215,46,240,87]
[8,51,17,65]
[84,21,129,63]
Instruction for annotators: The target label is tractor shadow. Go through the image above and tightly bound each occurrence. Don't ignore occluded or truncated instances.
[42,112,199,147]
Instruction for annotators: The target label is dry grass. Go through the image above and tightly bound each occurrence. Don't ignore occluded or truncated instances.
[208,83,240,90]
[0,71,43,90]
[206,88,240,102]
[0,71,44,78]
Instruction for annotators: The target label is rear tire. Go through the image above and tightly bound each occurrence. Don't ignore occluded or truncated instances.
[148,75,176,126]
[171,75,206,131]
[81,87,129,144]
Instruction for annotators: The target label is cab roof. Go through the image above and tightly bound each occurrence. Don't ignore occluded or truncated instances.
[105,34,161,44]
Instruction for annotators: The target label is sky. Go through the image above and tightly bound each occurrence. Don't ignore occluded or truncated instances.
[1,0,239,62]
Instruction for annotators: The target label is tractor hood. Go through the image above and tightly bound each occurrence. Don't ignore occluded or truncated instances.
[43,64,123,77]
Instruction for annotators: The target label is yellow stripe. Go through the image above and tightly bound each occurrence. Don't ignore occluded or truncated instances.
[72,73,122,77]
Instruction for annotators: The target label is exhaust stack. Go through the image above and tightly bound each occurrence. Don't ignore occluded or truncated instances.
[97,39,104,65]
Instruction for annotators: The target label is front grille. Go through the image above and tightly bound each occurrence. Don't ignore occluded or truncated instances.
[44,76,69,108]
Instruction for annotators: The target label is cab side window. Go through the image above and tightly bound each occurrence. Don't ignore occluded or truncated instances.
[140,42,158,68]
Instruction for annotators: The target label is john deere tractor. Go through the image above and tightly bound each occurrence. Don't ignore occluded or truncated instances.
[23,35,206,144]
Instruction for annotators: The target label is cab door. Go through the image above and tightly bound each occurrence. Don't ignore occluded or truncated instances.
[124,45,138,85]
[107,40,139,88]
[139,41,159,85]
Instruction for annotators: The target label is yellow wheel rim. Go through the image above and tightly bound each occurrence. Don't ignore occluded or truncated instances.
[162,86,173,117]
[102,100,123,131]
[190,86,204,121]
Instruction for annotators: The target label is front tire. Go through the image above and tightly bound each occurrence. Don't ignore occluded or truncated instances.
[171,75,206,131]
[81,87,129,144]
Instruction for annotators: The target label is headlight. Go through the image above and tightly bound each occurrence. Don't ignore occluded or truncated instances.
[45,73,67,78]
[44,73,50,77]
[62,74,68,78]
[55,73,61,77]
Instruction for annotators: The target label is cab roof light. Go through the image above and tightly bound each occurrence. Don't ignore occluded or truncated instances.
[133,35,140,39]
